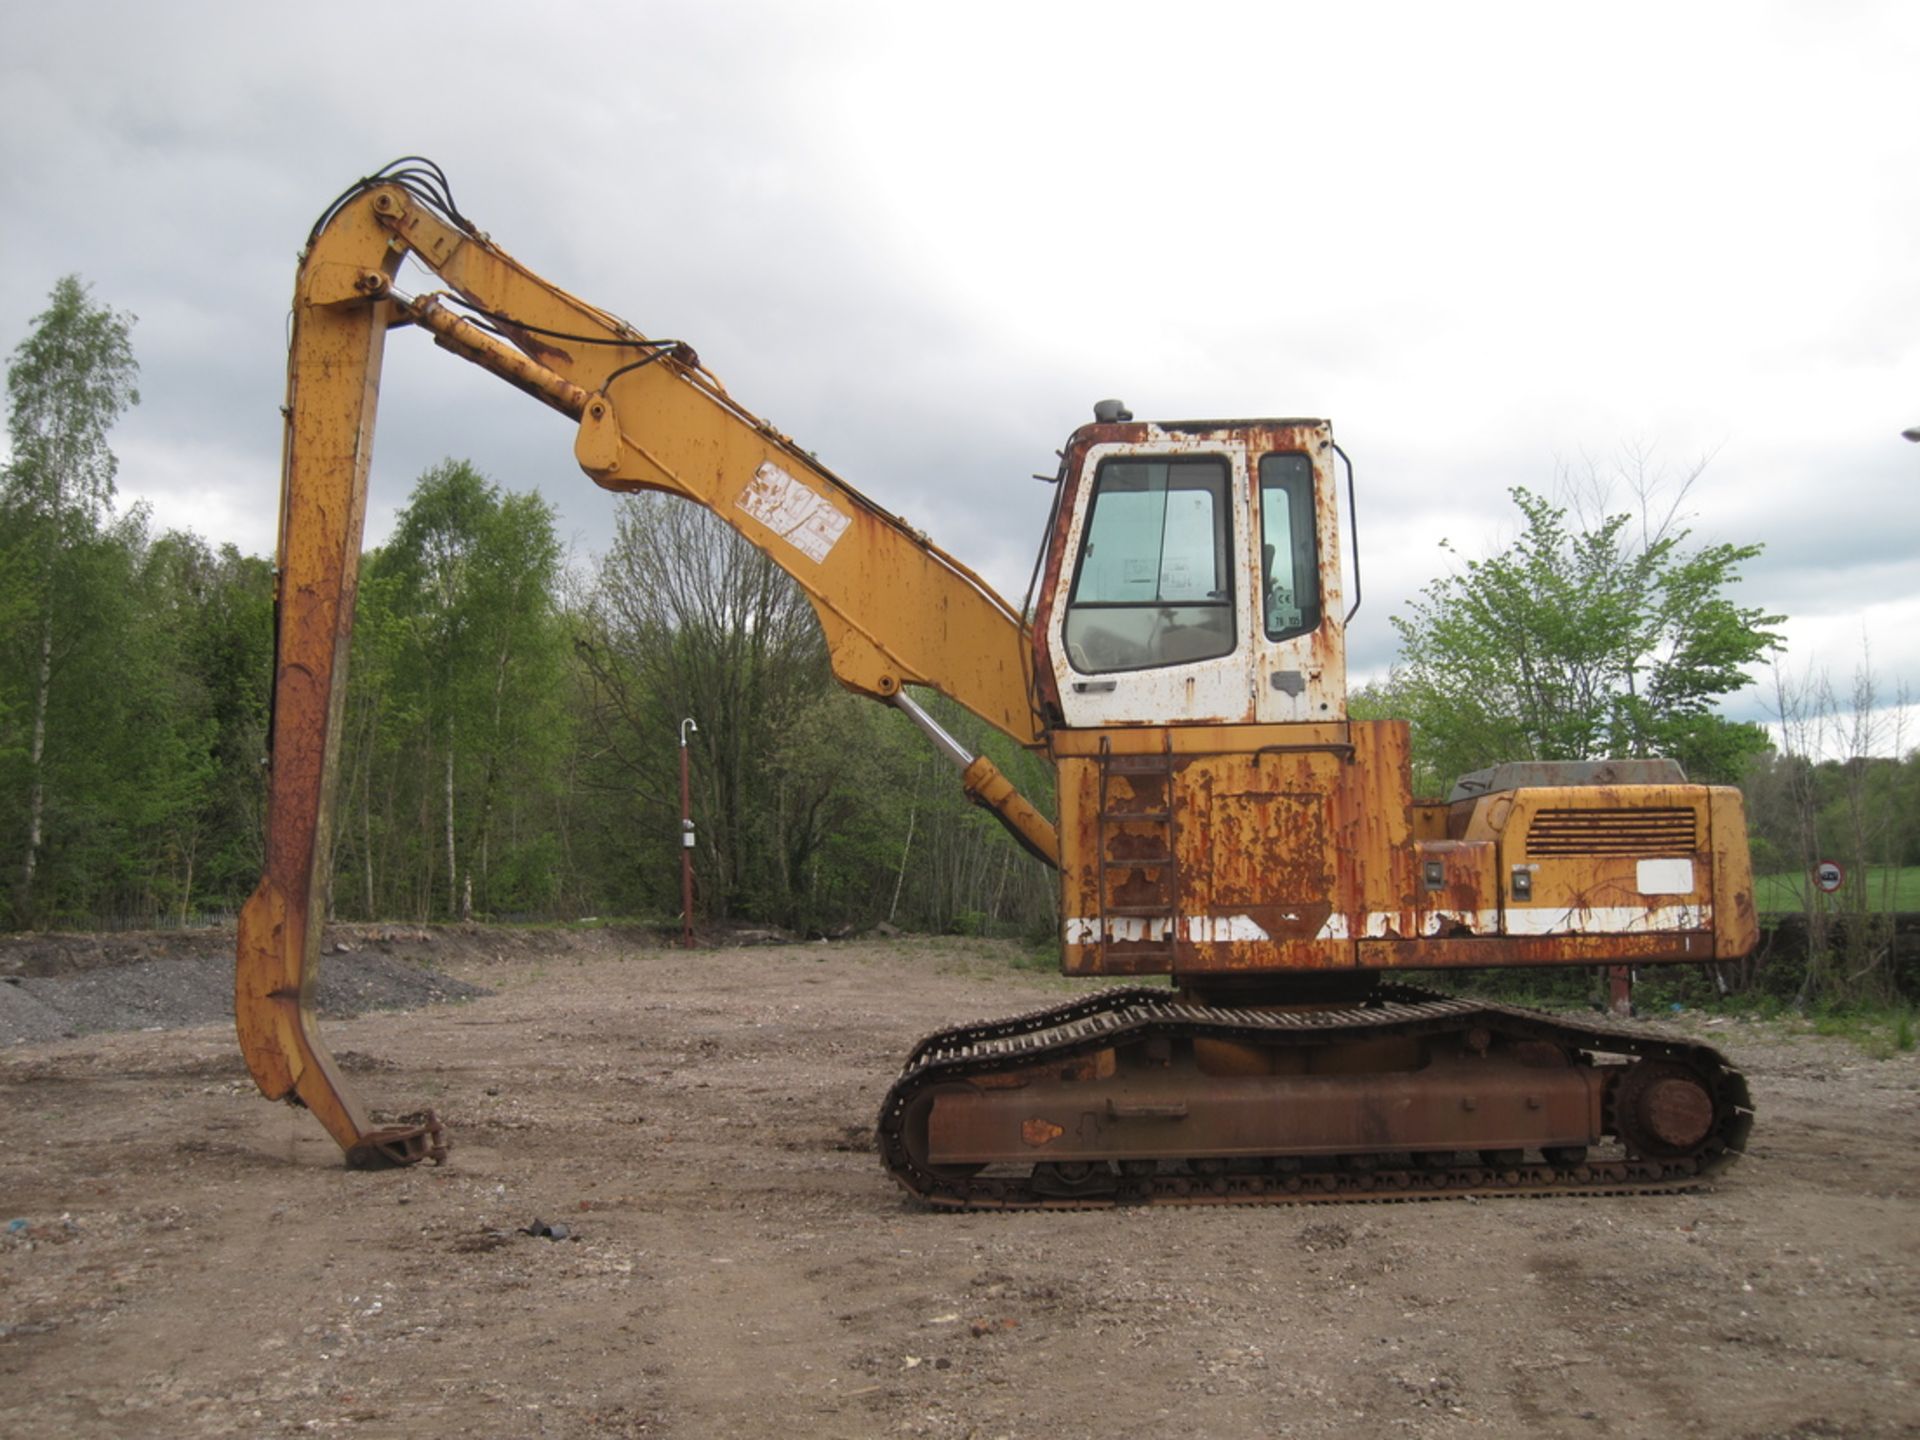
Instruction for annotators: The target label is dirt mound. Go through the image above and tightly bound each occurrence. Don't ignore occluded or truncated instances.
[0,923,505,1045]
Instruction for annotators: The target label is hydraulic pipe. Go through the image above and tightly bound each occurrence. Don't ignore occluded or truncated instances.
[890,692,1060,869]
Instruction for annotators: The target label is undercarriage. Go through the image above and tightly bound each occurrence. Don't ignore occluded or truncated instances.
[879,984,1752,1208]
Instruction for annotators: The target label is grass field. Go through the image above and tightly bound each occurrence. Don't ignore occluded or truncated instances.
[1756,864,1920,912]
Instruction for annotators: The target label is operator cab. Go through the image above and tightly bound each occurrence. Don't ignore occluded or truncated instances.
[1033,411,1347,729]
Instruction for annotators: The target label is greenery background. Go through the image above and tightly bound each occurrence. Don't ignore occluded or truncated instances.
[3,278,1912,1016]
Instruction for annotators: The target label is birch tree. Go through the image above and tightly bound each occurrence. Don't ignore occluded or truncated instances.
[1,277,138,925]
[340,461,566,920]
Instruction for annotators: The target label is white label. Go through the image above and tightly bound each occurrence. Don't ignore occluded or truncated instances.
[737,462,850,564]
[1636,858,1695,895]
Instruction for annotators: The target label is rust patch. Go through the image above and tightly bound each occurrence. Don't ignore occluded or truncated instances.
[1021,1118,1064,1147]
[492,316,576,370]
[1059,1049,1117,1082]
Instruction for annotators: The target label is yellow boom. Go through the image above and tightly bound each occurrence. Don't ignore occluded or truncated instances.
[236,165,1050,1164]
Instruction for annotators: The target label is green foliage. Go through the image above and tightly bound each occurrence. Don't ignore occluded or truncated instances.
[0,285,1059,943]
[1,277,142,926]
[0,506,274,924]
[572,495,836,926]
[331,461,569,921]
[4,276,139,532]
[1740,660,1918,1006]
[1385,486,1779,791]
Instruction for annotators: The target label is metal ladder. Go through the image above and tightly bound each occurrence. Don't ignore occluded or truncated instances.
[1093,733,1182,968]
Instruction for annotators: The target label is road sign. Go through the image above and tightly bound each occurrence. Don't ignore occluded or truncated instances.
[1814,859,1845,894]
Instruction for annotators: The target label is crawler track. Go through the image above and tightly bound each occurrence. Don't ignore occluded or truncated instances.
[878,986,1752,1209]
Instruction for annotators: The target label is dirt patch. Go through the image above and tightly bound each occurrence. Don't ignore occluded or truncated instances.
[0,923,680,1045]
[0,931,1915,1438]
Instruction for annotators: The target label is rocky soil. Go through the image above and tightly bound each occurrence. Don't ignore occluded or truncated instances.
[0,927,1915,1438]
[0,925,496,1045]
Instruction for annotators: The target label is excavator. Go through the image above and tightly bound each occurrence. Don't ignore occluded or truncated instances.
[237,160,1757,1206]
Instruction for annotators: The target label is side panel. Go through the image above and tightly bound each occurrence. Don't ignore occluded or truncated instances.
[1055,721,1754,980]
[1709,786,1761,959]
[1057,722,1373,977]
[1485,785,1716,939]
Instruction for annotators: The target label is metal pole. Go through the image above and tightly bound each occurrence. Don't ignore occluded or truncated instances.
[1608,965,1633,1017]
[679,717,698,948]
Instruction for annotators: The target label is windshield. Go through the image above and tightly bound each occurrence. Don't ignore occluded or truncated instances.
[1063,456,1235,674]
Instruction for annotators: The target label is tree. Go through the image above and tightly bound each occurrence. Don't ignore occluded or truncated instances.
[574,495,833,926]
[128,532,274,919]
[1,276,139,924]
[0,504,242,925]
[574,495,1060,938]
[333,461,567,921]
[1751,651,1913,1005]
[1381,481,1780,791]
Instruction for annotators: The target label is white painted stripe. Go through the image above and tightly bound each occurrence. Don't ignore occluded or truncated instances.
[1421,910,1501,936]
[1063,914,1272,945]
[1185,914,1272,943]
[1503,904,1708,935]
[1065,903,1712,947]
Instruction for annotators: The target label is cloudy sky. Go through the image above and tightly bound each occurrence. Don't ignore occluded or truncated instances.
[4,1,1916,744]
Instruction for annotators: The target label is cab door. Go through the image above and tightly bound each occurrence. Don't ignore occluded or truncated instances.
[1250,442,1346,723]
[1047,436,1256,728]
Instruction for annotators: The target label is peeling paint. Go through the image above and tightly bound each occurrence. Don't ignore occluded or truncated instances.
[1055,716,1754,981]
[736,461,850,562]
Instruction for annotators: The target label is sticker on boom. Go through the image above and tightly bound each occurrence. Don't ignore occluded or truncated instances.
[738,461,850,563]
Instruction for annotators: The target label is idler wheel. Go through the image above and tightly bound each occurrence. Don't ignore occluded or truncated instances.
[1614,1061,1717,1158]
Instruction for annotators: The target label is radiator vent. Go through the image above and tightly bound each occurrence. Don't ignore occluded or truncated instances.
[1526,807,1697,856]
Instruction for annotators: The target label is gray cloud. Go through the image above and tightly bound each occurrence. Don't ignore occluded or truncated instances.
[4,1,1917,746]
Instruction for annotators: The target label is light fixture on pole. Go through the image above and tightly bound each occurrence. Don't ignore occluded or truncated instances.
[679,717,698,949]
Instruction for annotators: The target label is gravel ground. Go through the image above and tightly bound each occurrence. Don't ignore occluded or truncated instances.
[0,925,494,1046]
[0,929,1915,1439]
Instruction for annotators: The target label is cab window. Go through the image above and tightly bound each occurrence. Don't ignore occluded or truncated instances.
[1258,453,1321,641]
[1064,456,1234,674]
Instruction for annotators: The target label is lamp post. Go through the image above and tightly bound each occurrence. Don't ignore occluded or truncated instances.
[679,717,698,948]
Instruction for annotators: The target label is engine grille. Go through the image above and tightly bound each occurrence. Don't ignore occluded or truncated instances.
[1526,807,1697,856]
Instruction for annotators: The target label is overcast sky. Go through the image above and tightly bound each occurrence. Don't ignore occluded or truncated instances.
[3,1,1916,746]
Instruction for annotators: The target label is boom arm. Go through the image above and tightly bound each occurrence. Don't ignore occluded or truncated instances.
[237,167,1054,1165]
